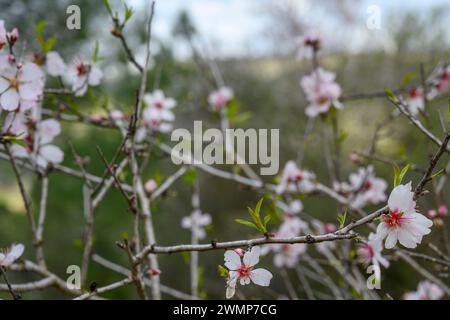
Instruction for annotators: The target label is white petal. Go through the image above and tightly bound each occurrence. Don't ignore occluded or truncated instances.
[243,246,260,267]
[40,145,64,164]
[388,183,415,213]
[88,66,102,86]
[1,88,20,111]
[224,250,241,270]
[0,77,9,92]
[385,230,398,249]
[397,229,418,248]
[250,268,273,287]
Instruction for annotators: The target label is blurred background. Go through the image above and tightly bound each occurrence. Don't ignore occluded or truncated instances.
[0,0,449,299]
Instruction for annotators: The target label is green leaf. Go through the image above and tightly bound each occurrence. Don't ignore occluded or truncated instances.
[394,163,409,187]
[385,88,397,102]
[338,129,349,144]
[124,3,134,22]
[263,215,271,228]
[398,164,410,185]
[92,40,101,63]
[217,265,229,278]
[337,210,347,228]
[103,0,114,16]
[234,219,260,231]
[430,168,445,180]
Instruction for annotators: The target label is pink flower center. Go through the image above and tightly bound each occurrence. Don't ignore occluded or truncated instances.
[154,101,163,109]
[362,180,372,191]
[383,209,405,228]
[237,264,252,278]
[409,88,422,98]
[76,63,88,76]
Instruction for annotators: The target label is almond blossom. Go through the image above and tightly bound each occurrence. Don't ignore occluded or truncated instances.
[0,54,45,111]
[0,20,6,50]
[300,67,342,118]
[10,117,64,168]
[144,89,177,120]
[46,51,66,77]
[403,281,444,300]
[144,179,158,194]
[427,65,450,100]
[181,210,212,240]
[68,59,102,96]
[276,160,315,194]
[376,182,433,249]
[296,30,321,60]
[224,246,273,299]
[135,107,174,142]
[208,86,234,111]
[0,243,24,267]
[334,165,387,208]
[405,87,424,116]
[357,232,389,269]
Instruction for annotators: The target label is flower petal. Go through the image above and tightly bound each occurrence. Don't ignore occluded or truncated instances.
[250,268,273,287]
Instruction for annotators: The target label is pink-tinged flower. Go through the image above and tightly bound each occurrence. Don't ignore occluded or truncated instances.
[234,248,245,257]
[438,204,448,217]
[311,220,336,253]
[144,89,177,119]
[68,60,102,96]
[11,118,64,168]
[349,151,361,163]
[300,68,342,118]
[144,179,158,194]
[276,161,315,194]
[273,242,307,268]
[181,210,212,240]
[6,28,19,45]
[404,281,444,300]
[405,87,424,116]
[296,30,321,60]
[224,246,273,299]
[0,55,45,111]
[0,243,24,267]
[427,65,450,100]
[208,86,234,111]
[135,108,174,142]
[376,182,433,249]
[46,51,66,77]
[284,200,303,217]
[348,166,387,208]
[357,233,389,268]
[0,20,6,50]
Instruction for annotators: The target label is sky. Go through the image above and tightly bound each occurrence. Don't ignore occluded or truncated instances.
[128,0,450,58]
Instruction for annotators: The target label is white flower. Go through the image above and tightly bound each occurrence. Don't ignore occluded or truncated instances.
[68,60,102,96]
[46,51,66,77]
[144,89,177,120]
[404,281,444,300]
[311,220,336,253]
[427,65,450,100]
[0,243,24,267]
[135,107,174,142]
[181,210,212,240]
[276,161,315,194]
[0,55,44,111]
[344,166,387,208]
[0,20,6,50]
[404,87,424,116]
[357,233,389,268]
[11,118,64,168]
[300,68,342,118]
[296,30,321,60]
[224,246,273,299]
[208,86,234,111]
[376,182,433,249]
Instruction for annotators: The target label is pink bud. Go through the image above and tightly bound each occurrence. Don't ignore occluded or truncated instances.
[427,210,437,219]
[324,223,337,233]
[233,248,245,257]
[90,114,105,124]
[7,28,19,44]
[144,179,157,194]
[438,205,448,217]
[349,152,360,163]
[110,110,124,121]
[148,268,161,276]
